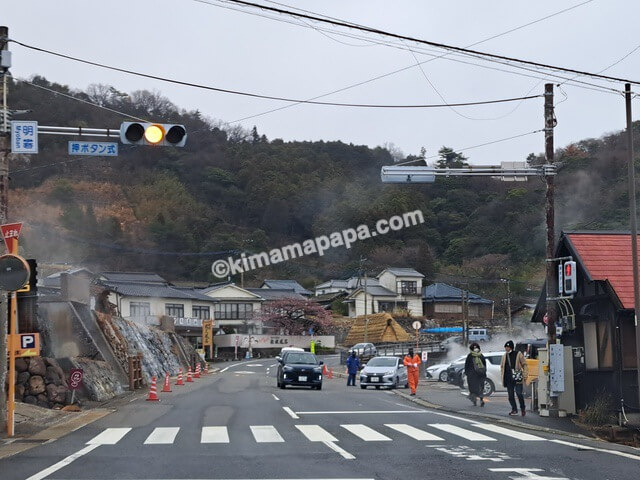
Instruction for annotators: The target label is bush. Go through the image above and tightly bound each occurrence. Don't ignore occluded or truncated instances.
[579,393,616,426]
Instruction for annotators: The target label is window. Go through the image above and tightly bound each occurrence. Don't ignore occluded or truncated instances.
[130,302,150,317]
[486,355,502,365]
[584,320,613,370]
[165,303,184,317]
[378,301,408,312]
[467,305,479,317]
[399,281,417,295]
[214,303,253,320]
[434,304,462,313]
[192,305,210,320]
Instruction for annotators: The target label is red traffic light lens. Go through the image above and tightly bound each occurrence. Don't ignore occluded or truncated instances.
[565,264,572,275]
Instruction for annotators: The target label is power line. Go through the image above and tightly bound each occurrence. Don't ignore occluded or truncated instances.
[221,0,640,86]
[9,39,544,110]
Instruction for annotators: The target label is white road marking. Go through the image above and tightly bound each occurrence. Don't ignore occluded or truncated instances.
[323,440,356,460]
[472,423,544,441]
[429,424,496,441]
[552,439,640,460]
[246,363,264,367]
[296,410,429,415]
[24,445,100,480]
[220,359,265,373]
[86,427,132,445]
[250,425,285,443]
[341,424,391,441]
[272,394,280,401]
[201,426,230,443]
[144,427,180,445]
[233,371,256,374]
[283,407,299,419]
[489,468,568,478]
[296,425,338,442]
[385,424,444,441]
[270,363,278,367]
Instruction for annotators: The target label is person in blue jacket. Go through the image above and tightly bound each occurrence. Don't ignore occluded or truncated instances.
[346,351,361,386]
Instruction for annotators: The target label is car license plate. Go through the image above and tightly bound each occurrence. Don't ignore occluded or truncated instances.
[298,375,307,381]
[370,377,379,382]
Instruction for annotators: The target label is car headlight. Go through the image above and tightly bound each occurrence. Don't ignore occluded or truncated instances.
[385,371,395,376]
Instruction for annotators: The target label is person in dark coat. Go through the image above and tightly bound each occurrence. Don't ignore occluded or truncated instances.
[501,340,529,416]
[464,342,487,406]
[346,351,360,386]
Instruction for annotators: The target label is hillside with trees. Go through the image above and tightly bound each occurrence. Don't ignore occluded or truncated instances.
[8,76,640,303]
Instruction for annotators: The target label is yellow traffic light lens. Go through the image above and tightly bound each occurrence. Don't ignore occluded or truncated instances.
[144,124,165,144]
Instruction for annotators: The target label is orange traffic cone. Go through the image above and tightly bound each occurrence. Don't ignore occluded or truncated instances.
[162,372,172,393]
[204,362,209,375]
[322,364,328,376]
[328,368,334,379]
[195,363,201,379]
[176,368,184,386]
[146,376,160,401]
[186,366,193,383]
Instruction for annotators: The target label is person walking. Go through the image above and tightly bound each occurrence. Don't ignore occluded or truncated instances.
[346,351,360,386]
[403,348,422,396]
[501,340,528,416]
[464,342,487,407]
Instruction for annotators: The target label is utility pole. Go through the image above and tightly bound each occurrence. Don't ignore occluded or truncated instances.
[503,278,512,332]
[624,82,640,409]
[0,25,9,434]
[544,83,559,416]
[461,285,468,347]
[363,270,369,343]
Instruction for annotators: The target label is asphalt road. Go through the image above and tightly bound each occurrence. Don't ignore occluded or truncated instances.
[2,358,640,480]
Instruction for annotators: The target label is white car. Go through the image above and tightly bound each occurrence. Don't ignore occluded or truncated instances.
[425,363,451,382]
[461,351,507,396]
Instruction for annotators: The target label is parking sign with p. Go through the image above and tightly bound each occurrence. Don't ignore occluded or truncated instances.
[13,333,40,357]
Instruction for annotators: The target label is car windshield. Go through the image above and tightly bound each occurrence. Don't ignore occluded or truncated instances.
[366,357,397,367]
[284,353,318,364]
[353,343,369,349]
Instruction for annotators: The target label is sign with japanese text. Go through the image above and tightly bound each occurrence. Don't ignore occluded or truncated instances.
[68,141,118,156]
[11,333,40,358]
[11,121,38,154]
[1,222,22,254]
[202,319,213,346]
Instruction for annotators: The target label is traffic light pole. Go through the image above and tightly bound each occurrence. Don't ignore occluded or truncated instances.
[0,25,9,435]
[544,83,559,417]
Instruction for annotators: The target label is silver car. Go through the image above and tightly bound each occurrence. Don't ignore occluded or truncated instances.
[359,356,408,389]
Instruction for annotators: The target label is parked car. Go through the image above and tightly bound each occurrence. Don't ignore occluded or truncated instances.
[439,336,463,350]
[425,362,453,382]
[359,356,408,389]
[467,328,490,342]
[350,342,377,356]
[448,351,506,396]
[276,351,324,390]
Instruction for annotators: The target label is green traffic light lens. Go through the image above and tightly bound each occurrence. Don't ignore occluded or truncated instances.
[166,125,186,144]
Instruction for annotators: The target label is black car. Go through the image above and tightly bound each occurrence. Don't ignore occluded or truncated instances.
[276,351,324,390]
[447,363,466,387]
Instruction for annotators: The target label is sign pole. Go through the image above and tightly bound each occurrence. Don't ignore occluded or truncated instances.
[7,238,17,437]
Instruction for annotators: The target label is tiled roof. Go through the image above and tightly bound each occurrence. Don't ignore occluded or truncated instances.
[100,281,216,302]
[262,280,312,295]
[99,272,167,284]
[246,288,306,301]
[565,232,640,309]
[422,283,493,305]
[349,285,397,298]
[378,268,424,278]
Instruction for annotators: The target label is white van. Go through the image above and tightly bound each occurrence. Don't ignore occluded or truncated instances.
[468,328,489,342]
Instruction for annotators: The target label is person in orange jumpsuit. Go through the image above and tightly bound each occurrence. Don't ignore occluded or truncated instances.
[403,348,422,396]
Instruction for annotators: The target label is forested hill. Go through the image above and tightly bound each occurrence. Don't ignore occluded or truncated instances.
[9,76,640,295]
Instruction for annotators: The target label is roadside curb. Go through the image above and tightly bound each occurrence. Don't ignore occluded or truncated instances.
[392,389,594,440]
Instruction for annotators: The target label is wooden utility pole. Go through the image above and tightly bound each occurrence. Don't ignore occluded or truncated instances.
[624,83,640,408]
[544,83,559,415]
[505,278,512,332]
[0,25,9,434]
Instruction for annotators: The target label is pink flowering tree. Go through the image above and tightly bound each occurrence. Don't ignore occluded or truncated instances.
[254,299,333,335]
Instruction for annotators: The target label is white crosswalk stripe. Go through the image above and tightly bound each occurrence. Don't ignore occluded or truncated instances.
[251,425,285,443]
[429,423,496,441]
[385,424,445,441]
[144,427,180,444]
[86,428,131,445]
[341,424,392,441]
[295,425,338,442]
[201,426,230,443]
[471,423,544,441]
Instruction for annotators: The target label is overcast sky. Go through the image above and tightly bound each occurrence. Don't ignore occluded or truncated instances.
[4,0,639,164]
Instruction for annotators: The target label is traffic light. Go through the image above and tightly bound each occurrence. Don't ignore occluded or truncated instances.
[563,260,577,295]
[120,122,187,147]
[17,258,37,294]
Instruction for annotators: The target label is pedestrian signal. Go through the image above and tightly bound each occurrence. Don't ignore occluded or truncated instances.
[120,122,187,147]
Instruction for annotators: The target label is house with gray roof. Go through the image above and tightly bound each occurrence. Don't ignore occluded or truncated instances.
[422,283,494,324]
[261,279,312,296]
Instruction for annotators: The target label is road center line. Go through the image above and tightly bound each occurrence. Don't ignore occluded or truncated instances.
[272,394,280,401]
[25,444,100,480]
[296,410,429,415]
[283,406,299,419]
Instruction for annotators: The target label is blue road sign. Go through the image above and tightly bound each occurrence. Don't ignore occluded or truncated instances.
[11,121,38,154]
[68,141,118,156]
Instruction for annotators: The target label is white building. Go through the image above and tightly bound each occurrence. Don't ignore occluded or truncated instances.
[200,282,264,333]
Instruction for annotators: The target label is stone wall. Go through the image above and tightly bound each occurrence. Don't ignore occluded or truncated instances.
[12,357,71,409]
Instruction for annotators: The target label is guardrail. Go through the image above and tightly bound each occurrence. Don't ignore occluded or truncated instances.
[340,342,445,364]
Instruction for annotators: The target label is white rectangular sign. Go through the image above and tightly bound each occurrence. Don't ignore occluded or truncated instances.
[11,121,38,154]
[68,141,118,156]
